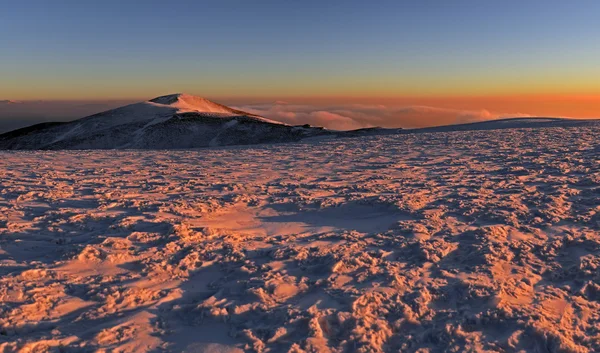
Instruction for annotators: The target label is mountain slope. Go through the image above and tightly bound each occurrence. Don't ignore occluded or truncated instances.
[407,117,599,133]
[0,94,328,150]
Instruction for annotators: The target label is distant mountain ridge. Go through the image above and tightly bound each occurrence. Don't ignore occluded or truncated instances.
[0,94,597,150]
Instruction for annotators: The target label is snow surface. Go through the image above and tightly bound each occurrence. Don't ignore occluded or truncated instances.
[1,125,600,352]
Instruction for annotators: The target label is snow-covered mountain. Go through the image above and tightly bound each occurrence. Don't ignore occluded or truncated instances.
[0,94,332,150]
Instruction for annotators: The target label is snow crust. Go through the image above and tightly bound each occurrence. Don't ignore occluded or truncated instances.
[1,125,600,352]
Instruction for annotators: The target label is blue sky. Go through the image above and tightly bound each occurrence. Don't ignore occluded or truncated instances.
[2,0,599,100]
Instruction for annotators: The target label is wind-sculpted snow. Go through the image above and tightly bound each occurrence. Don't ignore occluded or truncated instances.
[1,126,599,352]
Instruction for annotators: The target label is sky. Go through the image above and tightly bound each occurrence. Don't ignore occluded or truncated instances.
[1,0,599,131]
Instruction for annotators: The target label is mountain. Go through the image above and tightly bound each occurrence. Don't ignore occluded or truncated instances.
[0,94,333,150]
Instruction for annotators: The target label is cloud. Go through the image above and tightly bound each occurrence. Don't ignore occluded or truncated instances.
[238,104,375,130]
[235,102,533,130]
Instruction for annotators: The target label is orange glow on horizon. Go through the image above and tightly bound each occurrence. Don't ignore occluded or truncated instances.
[216,94,600,119]
[4,94,599,120]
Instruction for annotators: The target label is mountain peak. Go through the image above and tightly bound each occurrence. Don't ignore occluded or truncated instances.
[147,93,236,115]
[149,93,204,105]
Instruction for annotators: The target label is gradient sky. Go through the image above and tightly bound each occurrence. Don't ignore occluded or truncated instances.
[1,0,599,124]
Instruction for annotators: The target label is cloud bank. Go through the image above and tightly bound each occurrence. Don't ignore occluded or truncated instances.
[235,102,534,130]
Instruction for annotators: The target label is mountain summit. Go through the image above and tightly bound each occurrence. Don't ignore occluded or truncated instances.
[146,94,279,123]
[148,93,238,114]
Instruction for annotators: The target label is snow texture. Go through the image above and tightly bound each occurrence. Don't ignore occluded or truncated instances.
[1,123,600,352]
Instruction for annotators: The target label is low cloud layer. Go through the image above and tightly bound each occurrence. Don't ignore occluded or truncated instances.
[235,102,534,130]
[0,99,534,133]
